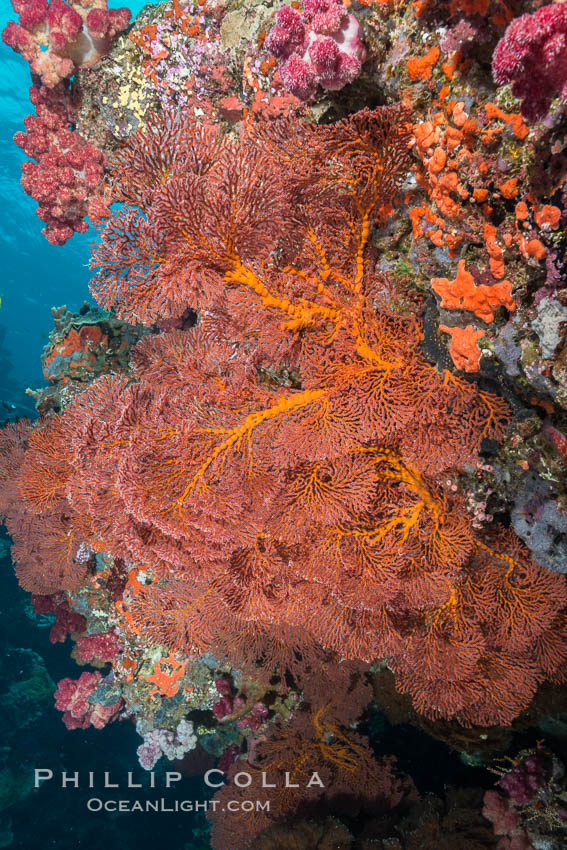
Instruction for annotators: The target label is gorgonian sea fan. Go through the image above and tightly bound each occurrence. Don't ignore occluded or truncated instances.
[8,106,567,726]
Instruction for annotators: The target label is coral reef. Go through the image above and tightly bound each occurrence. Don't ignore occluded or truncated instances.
[208,664,418,848]
[4,1,567,848]
[15,105,567,729]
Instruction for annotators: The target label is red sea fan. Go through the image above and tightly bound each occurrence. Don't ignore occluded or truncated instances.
[208,704,416,849]
[267,454,378,542]
[18,417,71,510]
[90,117,293,324]
[8,105,567,727]
[0,419,31,516]
[8,501,88,594]
[0,419,88,594]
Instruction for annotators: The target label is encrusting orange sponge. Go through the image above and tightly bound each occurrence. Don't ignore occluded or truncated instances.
[432,260,515,323]
[439,324,484,372]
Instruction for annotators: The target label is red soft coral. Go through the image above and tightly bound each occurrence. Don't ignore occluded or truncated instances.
[14,82,105,244]
[75,631,121,664]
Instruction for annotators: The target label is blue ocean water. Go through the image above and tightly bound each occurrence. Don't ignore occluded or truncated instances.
[0,0,146,403]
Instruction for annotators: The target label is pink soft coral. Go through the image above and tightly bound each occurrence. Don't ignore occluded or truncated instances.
[492,4,567,122]
[54,671,122,730]
[3,0,131,87]
[265,0,366,101]
[15,82,105,245]
[32,594,87,643]
[75,630,121,664]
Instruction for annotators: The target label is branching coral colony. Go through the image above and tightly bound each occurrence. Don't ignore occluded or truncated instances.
[3,106,567,730]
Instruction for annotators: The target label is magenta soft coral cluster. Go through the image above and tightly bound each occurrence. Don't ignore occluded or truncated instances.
[212,677,242,720]
[492,3,567,122]
[498,754,547,805]
[75,630,121,664]
[483,749,567,849]
[265,0,366,101]
[15,81,105,245]
[32,593,86,642]
[2,0,128,245]
[2,0,131,87]
[54,670,122,730]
